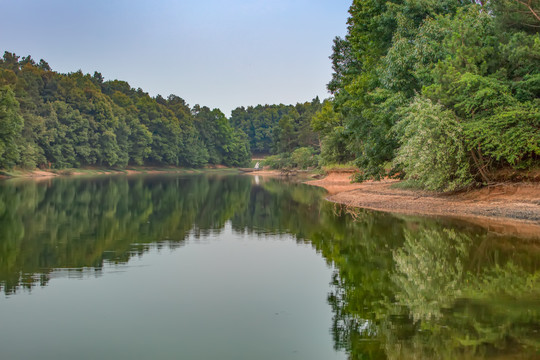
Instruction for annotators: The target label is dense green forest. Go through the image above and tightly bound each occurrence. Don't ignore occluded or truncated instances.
[0,50,324,171]
[0,54,250,169]
[228,99,325,169]
[230,100,322,155]
[317,0,540,190]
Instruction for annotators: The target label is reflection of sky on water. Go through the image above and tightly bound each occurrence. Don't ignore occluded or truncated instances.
[1,222,344,360]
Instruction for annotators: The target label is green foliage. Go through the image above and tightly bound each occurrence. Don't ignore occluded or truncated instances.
[323,1,540,189]
[263,153,291,169]
[319,126,353,166]
[311,100,355,166]
[262,154,280,169]
[394,97,473,191]
[393,227,472,321]
[0,52,251,169]
[311,100,342,136]
[489,0,540,33]
[350,89,407,180]
[180,126,209,167]
[230,98,322,156]
[193,105,251,167]
[263,147,319,170]
[464,103,540,167]
[419,12,540,174]
[291,147,318,169]
[0,86,23,168]
[223,129,251,167]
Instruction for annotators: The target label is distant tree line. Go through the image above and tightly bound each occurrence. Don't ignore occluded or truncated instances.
[0,53,250,169]
[229,99,322,155]
[0,51,326,171]
[228,99,324,169]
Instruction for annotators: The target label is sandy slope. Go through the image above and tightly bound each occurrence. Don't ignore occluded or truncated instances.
[306,171,540,238]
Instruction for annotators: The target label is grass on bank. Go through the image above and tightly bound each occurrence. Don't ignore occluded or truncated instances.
[321,163,358,173]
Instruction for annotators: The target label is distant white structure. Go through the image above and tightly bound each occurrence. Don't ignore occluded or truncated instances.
[254,162,260,170]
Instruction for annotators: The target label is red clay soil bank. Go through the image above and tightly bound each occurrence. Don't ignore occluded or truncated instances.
[307,172,540,239]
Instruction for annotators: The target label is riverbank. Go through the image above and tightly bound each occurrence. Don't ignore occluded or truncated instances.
[305,171,540,238]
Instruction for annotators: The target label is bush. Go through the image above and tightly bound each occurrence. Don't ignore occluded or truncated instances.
[319,126,355,166]
[263,155,280,169]
[263,153,292,169]
[463,103,540,168]
[291,147,318,169]
[393,97,473,191]
[264,149,320,170]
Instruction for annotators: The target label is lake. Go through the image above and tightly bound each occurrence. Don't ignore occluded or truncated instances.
[0,173,539,359]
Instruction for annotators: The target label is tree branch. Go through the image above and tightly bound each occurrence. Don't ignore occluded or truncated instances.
[514,0,540,22]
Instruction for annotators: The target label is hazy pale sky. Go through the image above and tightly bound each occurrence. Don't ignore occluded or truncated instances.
[0,0,350,115]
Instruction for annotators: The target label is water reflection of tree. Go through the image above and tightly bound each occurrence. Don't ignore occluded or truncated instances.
[393,228,472,322]
[387,225,540,359]
[0,174,252,294]
[328,213,540,360]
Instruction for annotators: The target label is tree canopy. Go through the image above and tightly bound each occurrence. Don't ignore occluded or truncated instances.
[229,98,321,156]
[317,0,540,188]
[0,53,251,169]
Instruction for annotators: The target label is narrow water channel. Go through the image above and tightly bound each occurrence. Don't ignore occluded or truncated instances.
[0,174,538,359]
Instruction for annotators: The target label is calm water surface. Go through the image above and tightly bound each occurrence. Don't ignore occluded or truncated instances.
[0,173,539,359]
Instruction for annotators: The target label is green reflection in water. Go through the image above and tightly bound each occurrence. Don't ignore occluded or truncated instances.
[0,173,539,359]
[322,209,540,359]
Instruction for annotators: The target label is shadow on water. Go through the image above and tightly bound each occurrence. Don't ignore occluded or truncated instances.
[0,173,538,359]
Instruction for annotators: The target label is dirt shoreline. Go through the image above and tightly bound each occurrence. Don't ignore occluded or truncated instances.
[305,171,540,238]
